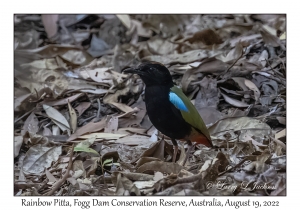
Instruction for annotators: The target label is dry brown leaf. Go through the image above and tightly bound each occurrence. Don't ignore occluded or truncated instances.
[258,50,268,67]
[85,67,114,85]
[270,176,286,195]
[14,136,23,158]
[68,100,77,133]
[15,45,93,66]
[52,125,60,135]
[116,127,147,135]
[229,34,261,47]
[137,161,183,174]
[131,19,152,37]
[244,79,261,101]
[209,117,271,136]
[220,41,243,63]
[75,102,91,117]
[118,107,140,118]
[23,145,62,175]
[14,93,32,112]
[153,172,164,181]
[80,133,126,140]
[260,28,285,50]
[147,37,178,55]
[72,160,86,179]
[181,58,227,92]
[135,157,162,168]
[104,116,118,133]
[45,169,57,183]
[275,129,286,140]
[134,181,157,190]
[68,79,108,95]
[43,93,84,106]
[186,29,223,45]
[142,49,209,65]
[21,112,39,136]
[68,118,106,141]
[276,117,286,125]
[116,134,150,146]
[118,97,146,128]
[21,58,63,70]
[43,104,70,134]
[112,172,154,182]
[116,15,131,29]
[109,102,134,113]
[220,92,250,108]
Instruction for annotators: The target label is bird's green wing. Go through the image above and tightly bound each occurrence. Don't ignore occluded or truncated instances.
[170,86,211,141]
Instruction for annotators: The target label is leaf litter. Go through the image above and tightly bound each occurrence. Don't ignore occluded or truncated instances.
[14,14,286,196]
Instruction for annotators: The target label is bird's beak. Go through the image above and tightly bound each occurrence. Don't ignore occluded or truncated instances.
[123,67,145,76]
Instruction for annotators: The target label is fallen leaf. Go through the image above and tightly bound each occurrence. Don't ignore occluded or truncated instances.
[258,50,268,67]
[43,93,84,106]
[23,145,62,175]
[260,27,285,50]
[130,19,152,37]
[79,133,127,140]
[68,118,106,141]
[21,112,39,136]
[104,116,118,133]
[109,102,134,113]
[14,136,23,158]
[276,117,286,125]
[153,172,164,181]
[45,169,57,182]
[134,181,157,189]
[186,29,223,45]
[147,37,178,55]
[43,104,70,134]
[68,100,77,133]
[275,129,286,140]
[221,41,243,63]
[116,15,131,29]
[244,79,261,101]
[75,102,91,117]
[142,49,209,65]
[116,134,150,146]
[220,92,250,108]
[209,116,271,136]
[137,161,183,174]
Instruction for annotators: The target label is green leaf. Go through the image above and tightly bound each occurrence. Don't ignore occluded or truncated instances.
[74,147,99,155]
[76,137,95,148]
[102,158,113,166]
[106,162,120,166]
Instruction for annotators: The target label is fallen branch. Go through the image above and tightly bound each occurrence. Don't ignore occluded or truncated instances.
[44,144,75,196]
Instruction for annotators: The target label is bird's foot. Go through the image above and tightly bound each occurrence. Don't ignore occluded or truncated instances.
[183,142,195,166]
[172,145,178,162]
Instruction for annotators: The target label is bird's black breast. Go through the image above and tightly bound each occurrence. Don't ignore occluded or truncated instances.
[145,85,191,139]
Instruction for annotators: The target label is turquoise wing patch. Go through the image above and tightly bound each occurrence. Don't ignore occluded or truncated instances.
[169,92,189,112]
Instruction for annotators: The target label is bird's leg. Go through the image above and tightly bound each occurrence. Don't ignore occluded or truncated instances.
[183,140,194,166]
[171,138,178,162]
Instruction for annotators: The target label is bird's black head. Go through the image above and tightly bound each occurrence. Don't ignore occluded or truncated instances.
[124,62,173,87]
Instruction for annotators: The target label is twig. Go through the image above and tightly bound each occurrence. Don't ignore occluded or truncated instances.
[218,158,248,176]
[44,144,75,196]
[96,98,101,119]
[14,108,35,124]
[99,154,107,189]
[78,114,97,126]
[224,48,245,75]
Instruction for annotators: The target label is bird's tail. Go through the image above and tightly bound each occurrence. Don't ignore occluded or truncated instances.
[189,127,213,147]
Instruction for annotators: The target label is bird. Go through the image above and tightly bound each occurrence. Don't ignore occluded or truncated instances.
[124,62,213,165]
